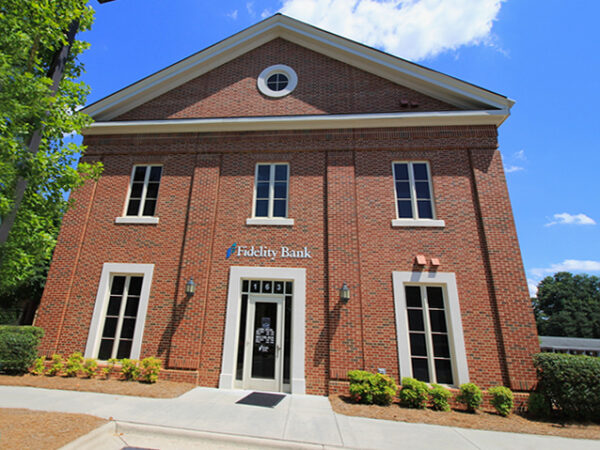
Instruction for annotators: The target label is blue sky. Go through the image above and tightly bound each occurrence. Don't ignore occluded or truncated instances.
[78,0,600,295]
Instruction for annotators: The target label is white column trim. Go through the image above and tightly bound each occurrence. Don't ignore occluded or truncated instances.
[84,263,155,360]
[219,266,306,394]
[392,271,469,386]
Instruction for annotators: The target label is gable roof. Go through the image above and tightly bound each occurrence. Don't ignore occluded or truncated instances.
[82,14,514,134]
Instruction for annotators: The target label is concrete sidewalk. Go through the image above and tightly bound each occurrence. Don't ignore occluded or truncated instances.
[0,385,597,449]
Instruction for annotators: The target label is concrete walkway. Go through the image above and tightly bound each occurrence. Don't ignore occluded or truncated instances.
[0,386,597,449]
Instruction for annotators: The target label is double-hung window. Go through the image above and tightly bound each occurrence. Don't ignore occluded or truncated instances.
[125,165,162,217]
[249,163,291,225]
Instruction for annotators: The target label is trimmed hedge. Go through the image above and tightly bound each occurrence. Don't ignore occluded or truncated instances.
[0,326,44,374]
[348,370,398,405]
[533,352,600,421]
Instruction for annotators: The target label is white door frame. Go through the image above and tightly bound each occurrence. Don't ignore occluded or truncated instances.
[219,266,306,394]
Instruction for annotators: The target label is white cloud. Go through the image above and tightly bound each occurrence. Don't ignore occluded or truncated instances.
[527,278,538,297]
[531,260,600,278]
[246,2,255,17]
[278,0,506,61]
[227,10,239,20]
[545,213,596,227]
[514,149,526,161]
[504,165,524,173]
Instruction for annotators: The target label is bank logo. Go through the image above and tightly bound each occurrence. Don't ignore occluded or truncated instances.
[226,243,237,259]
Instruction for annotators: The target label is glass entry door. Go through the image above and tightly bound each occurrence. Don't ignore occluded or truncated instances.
[243,295,284,391]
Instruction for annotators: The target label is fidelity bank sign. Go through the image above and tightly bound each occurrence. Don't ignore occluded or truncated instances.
[226,243,312,259]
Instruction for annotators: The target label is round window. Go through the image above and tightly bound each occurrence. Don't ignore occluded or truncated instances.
[257,65,297,98]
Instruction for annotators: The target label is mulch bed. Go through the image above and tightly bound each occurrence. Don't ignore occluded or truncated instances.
[0,373,195,398]
[330,395,600,440]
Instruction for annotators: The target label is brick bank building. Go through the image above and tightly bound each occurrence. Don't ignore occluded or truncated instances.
[36,15,539,395]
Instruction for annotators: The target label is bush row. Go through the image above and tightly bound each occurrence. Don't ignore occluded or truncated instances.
[0,326,44,374]
[31,352,162,384]
[347,370,514,417]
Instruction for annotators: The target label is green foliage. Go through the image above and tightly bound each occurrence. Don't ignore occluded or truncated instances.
[456,383,483,413]
[0,325,44,373]
[46,353,64,376]
[533,352,600,421]
[533,272,600,338]
[429,384,452,411]
[64,351,83,377]
[101,357,118,379]
[82,358,97,378]
[30,356,45,375]
[120,358,140,381]
[398,377,429,409]
[348,370,398,406]
[488,386,514,417]
[139,357,161,384]
[527,392,552,419]
[0,0,102,309]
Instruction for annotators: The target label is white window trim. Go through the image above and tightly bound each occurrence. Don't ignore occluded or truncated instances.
[219,266,306,394]
[257,64,298,98]
[392,161,441,226]
[392,271,469,386]
[84,263,154,360]
[250,163,291,221]
[121,164,162,219]
[115,216,160,225]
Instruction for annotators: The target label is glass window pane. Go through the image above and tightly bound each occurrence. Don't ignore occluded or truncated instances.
[432,334,450,357]
[120,318,136,339]
[285,282,293,294]
[111,276,126,295]
[128,277,143,296]
[257,165,270,181]
[412,358,430,382]
[273,200,286,217]
[142,199,157,216]
[413,163,428,180]
[255,200,268,217]
[125,297,140,317]
[133,166,146,182]
[398,200,413,218]
[429,310,448,333]
[242,280,249,292]
[130,183,144,198]
[407,309,424,331]
[107,296,121,316]
[405,286,422,307]
[435,359,453,384]
[427,287,444,309]
[394,163,409,180]
[102,318,118,338]
[116,339,132,359]
[126,199,141,216]
[274,281,284,294]
[149,166,162,182]
[146,182,159,199]
[395,182,411,199]
[256,183,269,198]
[250,280,261,293]
[274,182,287,198]
[417,200,433,219]
[415,181,430,199]
[410,333,427,356]
[275,165,288,181]
[98,339,114,360]
[262,281,272,293]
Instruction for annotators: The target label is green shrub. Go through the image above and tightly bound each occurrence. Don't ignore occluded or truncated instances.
[64,352,84,377]
[488,386,514,417]
[121,358,140,381]
[527,392,552,419]
[429,384,452,411]
[46,354,64,376]
[533,353,600,421]
[398,377,429,409]
[139,357,162,383]
[30,357,45,376]
[101,358,118,379]
[456,383,483,413]
[0,326,44,374]
[82,358,98,378]
[348,370,398,405]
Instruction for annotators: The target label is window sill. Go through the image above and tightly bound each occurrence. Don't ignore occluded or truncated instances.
[115,216,159,225]
[246,217,294,226]
[391,219,445,228]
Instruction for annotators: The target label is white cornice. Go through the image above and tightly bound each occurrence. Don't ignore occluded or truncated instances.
[82,110,508,136]
[82,15,513,121]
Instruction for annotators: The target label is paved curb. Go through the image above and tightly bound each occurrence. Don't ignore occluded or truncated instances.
[60,422,119,450]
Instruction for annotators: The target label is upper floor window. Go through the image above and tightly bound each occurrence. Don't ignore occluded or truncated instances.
[253,163,289,219]
[393,162,435,220]
[125,165,162,217]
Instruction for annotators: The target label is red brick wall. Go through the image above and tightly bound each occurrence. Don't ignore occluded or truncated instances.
[37,124,539,395]
[116,38,457,121]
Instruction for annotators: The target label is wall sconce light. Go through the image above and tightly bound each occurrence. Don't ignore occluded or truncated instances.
[185,277,196,296]
[339,282,350,302]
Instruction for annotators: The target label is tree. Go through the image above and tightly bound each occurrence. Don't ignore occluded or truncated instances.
[533,272,600,338]
[0,0,102,321]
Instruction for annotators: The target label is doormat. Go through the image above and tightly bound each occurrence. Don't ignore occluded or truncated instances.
[236,391,286,408]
